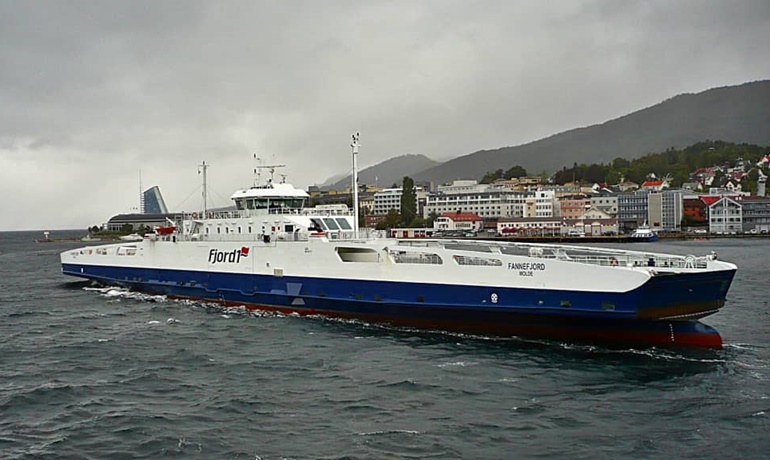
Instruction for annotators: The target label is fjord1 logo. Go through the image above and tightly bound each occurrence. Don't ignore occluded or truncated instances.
[208,247,250,264]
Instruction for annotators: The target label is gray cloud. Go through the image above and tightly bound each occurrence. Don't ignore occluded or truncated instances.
[1,0,768,230]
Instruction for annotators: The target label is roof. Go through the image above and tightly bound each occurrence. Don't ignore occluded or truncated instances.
[642,179,665,187]
[708,196,742,208]
[498,216,562,223]
[699,196,722,206]
[231,182,309,200]
[735,195,770,202]
[438,212,483,222]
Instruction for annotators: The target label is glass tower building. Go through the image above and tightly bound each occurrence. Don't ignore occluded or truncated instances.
[142,186,168,214]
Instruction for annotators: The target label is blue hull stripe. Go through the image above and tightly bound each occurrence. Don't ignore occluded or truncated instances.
[62,263,733,321]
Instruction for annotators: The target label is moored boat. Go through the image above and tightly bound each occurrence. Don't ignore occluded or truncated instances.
[119,233,143,242]
[629,223,659,242]
[59,143,736,348]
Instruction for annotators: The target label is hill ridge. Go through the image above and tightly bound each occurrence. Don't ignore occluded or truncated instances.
[410,80,770,183]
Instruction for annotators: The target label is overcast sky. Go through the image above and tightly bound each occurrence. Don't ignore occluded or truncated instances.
[1,0,768,231]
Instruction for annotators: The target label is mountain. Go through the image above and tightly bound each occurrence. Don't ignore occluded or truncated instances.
[321,154,441,190]
[412,80,770,184]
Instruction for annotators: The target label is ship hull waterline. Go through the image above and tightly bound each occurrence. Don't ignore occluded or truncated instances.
[62,263,727,348]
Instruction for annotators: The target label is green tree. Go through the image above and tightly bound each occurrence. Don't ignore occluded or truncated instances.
[426,211,439,228]
[605,169,621,185]
[400,176,417,226]
[409,217,426,228]
[612,157,630,169]
[384,208,401,229]
[480,169,503,184]
[505,165,528,178]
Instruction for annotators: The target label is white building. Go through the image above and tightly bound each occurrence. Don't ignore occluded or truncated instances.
[709,197,742,234]
[524,190,555,218]
[434,212,484,232]
[590,195,618,215]
[425,183,555,220]
[373,187,426,215]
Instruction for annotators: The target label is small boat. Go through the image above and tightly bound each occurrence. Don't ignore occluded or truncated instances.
[629,223,659,242]
[119,233,144,242]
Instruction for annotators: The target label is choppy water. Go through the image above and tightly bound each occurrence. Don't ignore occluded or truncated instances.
[1,230,769,459]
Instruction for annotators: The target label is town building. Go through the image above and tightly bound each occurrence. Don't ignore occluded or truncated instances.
[106,213,180,232]
[735,196,770,233]
[617,189,650,233]
[683,196,708,226]
[142,186,168,214]
[590,193,618,215]
[424,187,522,219]
[372,187,426,216]
[433,212,484,232]
[524,190,556,218]
[708,197,742,234]
[647,189,683,232]
[557,195,591,220]
[497,217,563,236]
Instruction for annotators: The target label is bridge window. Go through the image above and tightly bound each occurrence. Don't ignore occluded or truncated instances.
[335,218,352,230]
[323,218,340,230]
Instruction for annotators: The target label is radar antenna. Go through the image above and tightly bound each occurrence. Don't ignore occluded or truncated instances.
[252,154,286,186]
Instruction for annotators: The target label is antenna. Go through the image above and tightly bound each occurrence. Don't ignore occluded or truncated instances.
[254,163,286,186]
[252,153,261,187]
[198,161,209,216]
[351,132,361,235]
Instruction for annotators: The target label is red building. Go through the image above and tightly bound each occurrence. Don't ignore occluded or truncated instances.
[683,198,708,224]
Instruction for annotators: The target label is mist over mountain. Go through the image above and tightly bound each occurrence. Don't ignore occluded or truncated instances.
[320,154,441,190]
[410,80,770,184]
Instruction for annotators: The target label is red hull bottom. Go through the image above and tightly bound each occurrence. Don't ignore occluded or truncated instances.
[170,296,723,349]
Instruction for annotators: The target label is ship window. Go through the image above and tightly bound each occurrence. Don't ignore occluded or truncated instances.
[217,228,221,234]
[284,224,294,232]
[225,227,229,234]
[335,218,352,230]
[206,227,209,234]
[235,200,245,211]
[336,247,380,263]
[311,218,326,230]
[602,302,615,311]
[248,226,252,233]
[116,246,137,256]
[323,218,340,230]
[560,300,572,308]
[238,227,242,233]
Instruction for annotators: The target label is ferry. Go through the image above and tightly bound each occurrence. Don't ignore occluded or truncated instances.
[629,223,659,242]
[60,139,737,348]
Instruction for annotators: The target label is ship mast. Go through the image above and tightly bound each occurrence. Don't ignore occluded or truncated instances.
[351,132,361,235]
[253,154,286,187]
[198,161,209,216]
